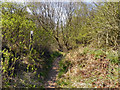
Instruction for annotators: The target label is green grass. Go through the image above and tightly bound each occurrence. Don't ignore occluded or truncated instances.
[58,59,71,78]
[83,47,118,64]
[106,50,118,64]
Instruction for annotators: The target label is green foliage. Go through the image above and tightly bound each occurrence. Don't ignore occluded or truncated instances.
[58,59,71,78]
[83,47,90,54]
[62,2,119,49]
[57,79,71,87]
[51,51,62,58]
[82,47,119,64]
[1,2,58,88]
[90,49,105,59]
[1,1,119,88]
[106,50,119,64]
[2,2,36,52]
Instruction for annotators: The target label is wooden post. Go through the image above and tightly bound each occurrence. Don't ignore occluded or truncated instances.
[0,29,2,88]
[29,31,33,54]
[118,2,120,87]
[106,30,108,47]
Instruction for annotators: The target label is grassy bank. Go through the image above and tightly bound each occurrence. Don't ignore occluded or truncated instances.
[56,46,118,88]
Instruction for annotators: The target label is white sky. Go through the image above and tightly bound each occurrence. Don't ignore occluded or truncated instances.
[1,0,120,2]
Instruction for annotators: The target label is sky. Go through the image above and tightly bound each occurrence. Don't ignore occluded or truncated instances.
[1,0,120,2]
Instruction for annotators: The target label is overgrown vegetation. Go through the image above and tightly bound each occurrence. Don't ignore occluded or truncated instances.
[1,2,61,88]
[1,1,119,88]
[57,47,118,88]
[56,2,119,88]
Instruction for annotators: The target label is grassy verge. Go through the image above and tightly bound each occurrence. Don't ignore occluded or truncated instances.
[56,47,118,88]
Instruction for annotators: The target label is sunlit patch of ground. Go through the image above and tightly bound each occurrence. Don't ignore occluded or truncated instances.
[56,47,118,88]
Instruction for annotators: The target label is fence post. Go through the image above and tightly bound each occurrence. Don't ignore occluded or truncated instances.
[0,27,2,88]
[29,31,33,54]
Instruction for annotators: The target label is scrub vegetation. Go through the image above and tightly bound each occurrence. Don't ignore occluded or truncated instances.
[1,1,119,88]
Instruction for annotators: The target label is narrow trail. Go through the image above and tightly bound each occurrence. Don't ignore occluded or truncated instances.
[44,56,62,88]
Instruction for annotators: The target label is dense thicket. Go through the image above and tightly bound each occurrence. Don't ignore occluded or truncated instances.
[58,2,119,50]
[1,2,58,87]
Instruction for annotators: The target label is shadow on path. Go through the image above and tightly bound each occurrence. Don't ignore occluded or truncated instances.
[44,56,62,88]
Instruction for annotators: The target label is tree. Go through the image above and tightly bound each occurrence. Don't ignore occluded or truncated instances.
[90,2,119,48]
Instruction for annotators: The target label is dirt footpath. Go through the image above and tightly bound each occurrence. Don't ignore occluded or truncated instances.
[44,56,62,88]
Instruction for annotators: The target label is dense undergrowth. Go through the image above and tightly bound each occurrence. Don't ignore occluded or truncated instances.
[57,46,119,88]
[1,2,62,88]
[2,48,62,88]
